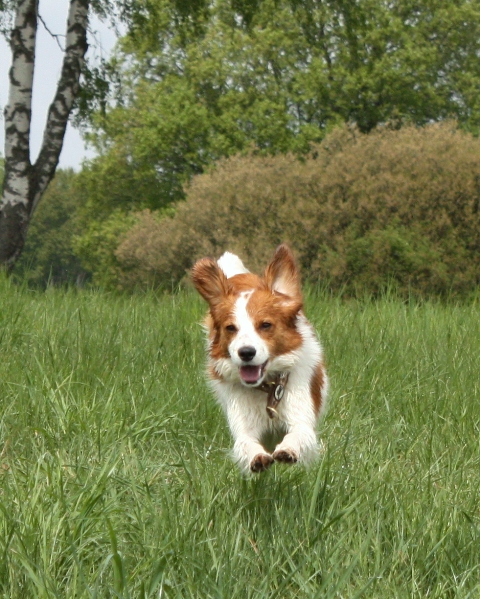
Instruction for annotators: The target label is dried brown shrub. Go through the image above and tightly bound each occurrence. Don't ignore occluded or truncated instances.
[116,123,480,297]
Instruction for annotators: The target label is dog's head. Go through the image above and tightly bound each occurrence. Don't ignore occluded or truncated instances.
[191,244,304,386]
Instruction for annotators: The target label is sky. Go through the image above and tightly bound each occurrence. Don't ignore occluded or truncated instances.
[0,0,118,170]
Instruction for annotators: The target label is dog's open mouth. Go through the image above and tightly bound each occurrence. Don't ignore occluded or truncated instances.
[240,361,267,385]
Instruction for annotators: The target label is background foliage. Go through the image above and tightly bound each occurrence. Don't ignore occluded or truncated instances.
[113,122,480,298]
[75,0,480,255]
[113,0,480,145]
[4,0,480,294]
[14,169,88,288]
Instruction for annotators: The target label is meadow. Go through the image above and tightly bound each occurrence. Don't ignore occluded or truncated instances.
[0,278,479,598]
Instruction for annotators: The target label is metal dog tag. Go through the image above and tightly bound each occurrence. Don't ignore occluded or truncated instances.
[274,384,285,401]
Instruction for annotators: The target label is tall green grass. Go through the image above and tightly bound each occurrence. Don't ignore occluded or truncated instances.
[0,278,479,598]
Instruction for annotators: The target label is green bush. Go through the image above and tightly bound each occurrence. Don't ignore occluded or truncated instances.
[115,122,480,298]
[344,226,450,296]
[14,169,88,287]
[72,210,140,289]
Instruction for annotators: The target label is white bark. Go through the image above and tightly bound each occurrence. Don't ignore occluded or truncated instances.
[33,0,89,212]
[3,0,37,208]
[0,0,89,270]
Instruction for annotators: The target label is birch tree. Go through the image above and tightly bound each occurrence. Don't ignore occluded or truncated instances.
[0,0,89,271]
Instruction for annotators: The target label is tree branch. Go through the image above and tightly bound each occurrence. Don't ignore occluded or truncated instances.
[32,0,89,213]
[38,12,66,51]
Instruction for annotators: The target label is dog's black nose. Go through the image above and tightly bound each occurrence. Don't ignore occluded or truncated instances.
[238,346,256,362]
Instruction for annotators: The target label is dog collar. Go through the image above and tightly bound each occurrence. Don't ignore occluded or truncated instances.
[259,372,289,419]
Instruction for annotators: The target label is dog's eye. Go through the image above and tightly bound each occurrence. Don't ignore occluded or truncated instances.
[259,321,272,330]
[226,324,237,333]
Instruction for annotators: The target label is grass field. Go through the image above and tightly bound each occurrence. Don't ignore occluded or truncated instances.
[0,278,479,598]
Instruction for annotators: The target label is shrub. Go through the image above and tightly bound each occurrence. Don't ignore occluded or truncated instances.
[115,123,480,298]
[14,169,88,287]
[73,210,140,289]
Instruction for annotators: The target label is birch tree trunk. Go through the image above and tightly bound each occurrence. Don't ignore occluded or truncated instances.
[0,0,89,272]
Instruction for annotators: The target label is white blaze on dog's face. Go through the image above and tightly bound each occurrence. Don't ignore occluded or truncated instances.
[228,290,271,385]
[191,245,304,386]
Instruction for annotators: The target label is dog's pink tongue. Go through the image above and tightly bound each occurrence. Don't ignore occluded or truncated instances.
[240,365,262,384]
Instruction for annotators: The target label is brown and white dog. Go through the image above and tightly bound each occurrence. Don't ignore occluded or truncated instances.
[191,244,328,473]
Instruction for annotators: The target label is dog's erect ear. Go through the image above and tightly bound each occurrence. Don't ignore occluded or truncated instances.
[191,258,229,306]
[264,244,302,300]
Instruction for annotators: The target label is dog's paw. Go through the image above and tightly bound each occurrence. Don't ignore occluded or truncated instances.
[250,453,274,473]
[272,448,298,464]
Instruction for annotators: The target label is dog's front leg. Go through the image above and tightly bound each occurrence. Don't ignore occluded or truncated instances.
[272,425,319,465]
[233,435,274,473]
[225,404,273,473]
